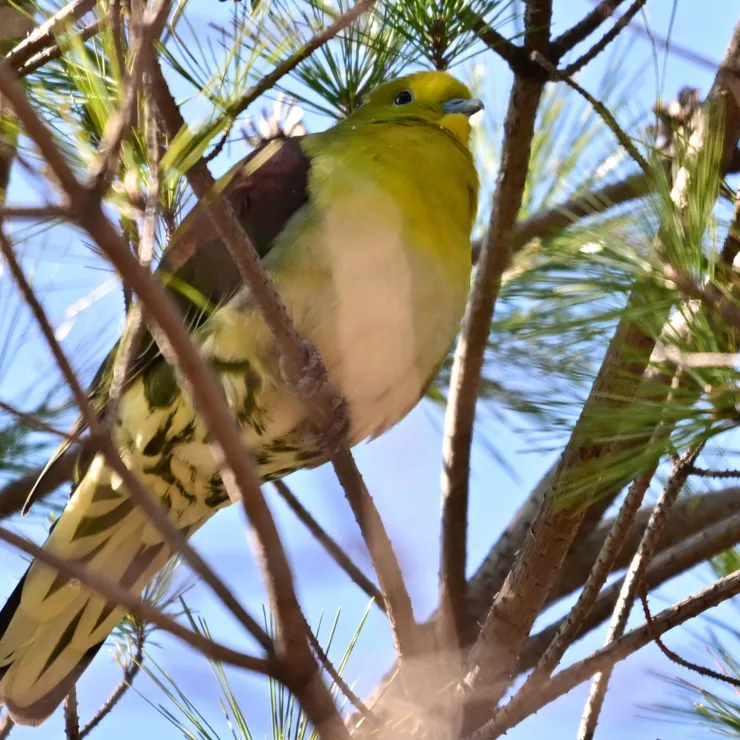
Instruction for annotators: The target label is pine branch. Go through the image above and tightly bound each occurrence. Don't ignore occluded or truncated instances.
[485,516,740,736]
[577,444,702,739]
[439,57,547,651]
[80,625,145,738]
[561,0,648,77]
[0,526,278,676]
[549,0,625,59]
[272,480,384,610]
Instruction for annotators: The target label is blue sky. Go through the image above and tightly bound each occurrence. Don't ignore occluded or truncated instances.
[2,0,740,738]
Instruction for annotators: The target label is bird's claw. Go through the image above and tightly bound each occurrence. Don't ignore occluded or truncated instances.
[280,340,328,401]
[301,397,350,456]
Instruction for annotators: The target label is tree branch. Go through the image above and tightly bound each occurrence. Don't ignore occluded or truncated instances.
[439,69,546,651]
[479,564,740,738]
[272,481,384,610]
[577,443,702,739]
[550,0,625,59]
[147,55,418,666]
[0,526,278,676]
[561,0,649,77]
[80,624,145,738]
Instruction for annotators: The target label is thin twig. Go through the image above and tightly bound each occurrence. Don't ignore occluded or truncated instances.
[106,59,160,423]
[561,0,649,77]
[472,566,740,739]
[515,508,740,685]
[577,443,702,740]
[80,624,145,738]
[303,614,378,726]
[549,0,624,59]
[208,0,375,143]
[638,588,740,690]
[89,0,169,195]
[64,687,80,740]
[272,481,384,610]
[0,398,74,440]
[0,526,279,676]
[689,466,740,479]
[0,204,70,219]
[147,61,418,664]
[0,227,273,652]
[531,49,651,176]
[461,8,535,76]
[523,460,658,688]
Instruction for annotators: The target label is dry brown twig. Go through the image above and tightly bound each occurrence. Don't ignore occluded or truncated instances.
[0,525,278,676]
[272,481,384,610]
[80,623,145,738]
[438,0,551,658]
[577,443,703,738]
[63,687,80,740]
[473,566,740,739]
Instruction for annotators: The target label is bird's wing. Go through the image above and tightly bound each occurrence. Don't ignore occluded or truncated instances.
[23,136,312,513]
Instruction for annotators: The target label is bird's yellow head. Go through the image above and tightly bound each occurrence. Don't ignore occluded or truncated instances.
[349,71,484,145]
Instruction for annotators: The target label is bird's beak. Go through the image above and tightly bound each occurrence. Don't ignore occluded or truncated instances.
[442,98,485,117]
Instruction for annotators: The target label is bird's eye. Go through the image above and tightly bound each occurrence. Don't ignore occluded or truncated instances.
[394,90,414,106]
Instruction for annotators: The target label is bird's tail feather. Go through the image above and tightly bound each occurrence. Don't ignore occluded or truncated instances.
[0,456,175,725]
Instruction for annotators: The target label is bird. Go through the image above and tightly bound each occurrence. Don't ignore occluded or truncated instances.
[0,70,482,725]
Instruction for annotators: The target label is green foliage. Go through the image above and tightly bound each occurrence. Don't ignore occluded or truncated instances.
[134,602,371,740]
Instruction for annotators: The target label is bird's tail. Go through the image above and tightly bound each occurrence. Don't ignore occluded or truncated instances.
[0,454,180,725]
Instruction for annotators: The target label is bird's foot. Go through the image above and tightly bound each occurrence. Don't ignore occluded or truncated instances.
[280,340,328,401]
[301,397,350,457]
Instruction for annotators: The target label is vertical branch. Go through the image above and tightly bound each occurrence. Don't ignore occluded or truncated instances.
[576,446,702,739]
[63,688,80,740]
[438,13,548,648]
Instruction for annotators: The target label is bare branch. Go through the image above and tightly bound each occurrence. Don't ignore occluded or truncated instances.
[64,687,80,740]
[549,0,624,59]
[80,625,145,738]
[18,17,103,77]
[521,507,740,677]
[3,0,96,71]
[272,481,384,610]
[531,49,651,175]
[561,0,649,77]
[577,444,701,739]
[440,72,546,649]
[0,526,278,676]
[146,59,418,663]
[476,566,740,738]
[0,398,75,440]
[638,589,740,690]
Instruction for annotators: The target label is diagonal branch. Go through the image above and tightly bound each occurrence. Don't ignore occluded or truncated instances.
[0,526,278,677]
[477,565,740,738]
[80,624,145,738]
[272,481,384,610]
[549,0,625,59]
[3,0,96,71]
[561,0,649,77]
[577,444,702,738]
[146,58,418,663]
